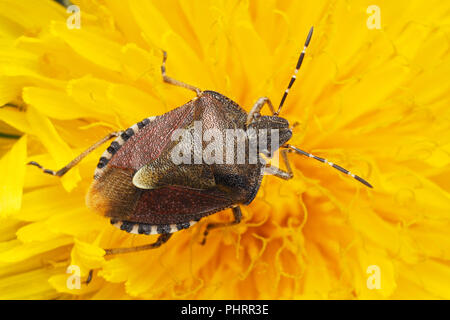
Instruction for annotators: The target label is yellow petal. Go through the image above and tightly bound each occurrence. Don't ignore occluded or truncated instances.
[0,236,72,263]
[70,239,105,274]
[50,21,123,73]
[0,135,27,217]
[0,267,64,299]
[23,86,104,120]
[0,0,65,32]
[15,185,84,221]
[0,107,32,134]
[26,106,81,191]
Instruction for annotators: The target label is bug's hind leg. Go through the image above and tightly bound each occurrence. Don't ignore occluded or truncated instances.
[85,233,173,285]
[104,233,173,255]
[161,51,202,96]
[201,206,242,245]
[28,131,123,177]
[85,269,94,285]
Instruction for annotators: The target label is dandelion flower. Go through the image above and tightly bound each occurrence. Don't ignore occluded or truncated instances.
[0,0,450,299]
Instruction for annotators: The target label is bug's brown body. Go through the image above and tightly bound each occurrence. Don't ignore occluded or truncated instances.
[86,91,265,234]
[29,27,371,257]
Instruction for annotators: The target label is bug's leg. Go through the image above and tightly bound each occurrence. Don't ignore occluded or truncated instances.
[85,269,94,285]
[28,131,122,177]
[283,144,373,188]
[104,233,173,255]
[275,26,314,116]
[161,51,202,96]
[86,233,172,282]
[201,206,242,245]
[264,149,293,180]
[246,97,276,126]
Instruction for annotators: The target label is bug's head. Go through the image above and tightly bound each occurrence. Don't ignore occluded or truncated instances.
[247,115,292,157]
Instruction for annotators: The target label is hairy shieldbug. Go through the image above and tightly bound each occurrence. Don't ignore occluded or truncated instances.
[29,27,372,256]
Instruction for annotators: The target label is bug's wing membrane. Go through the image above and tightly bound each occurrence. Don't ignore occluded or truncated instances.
[132,162,216,190]
[126,185,236,225]
[88,165,232,225]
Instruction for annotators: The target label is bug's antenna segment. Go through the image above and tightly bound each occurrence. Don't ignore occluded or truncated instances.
[275,26,314,116]
[284,144,373,188]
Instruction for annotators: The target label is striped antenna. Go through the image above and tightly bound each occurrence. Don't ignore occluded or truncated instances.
[285,144,373,188]
[275,26,314,116]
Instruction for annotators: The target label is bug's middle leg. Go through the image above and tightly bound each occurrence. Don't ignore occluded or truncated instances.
[246,97,276,126]
[161,51,202,96]
[201,206,242,245]
[28,131,123,177]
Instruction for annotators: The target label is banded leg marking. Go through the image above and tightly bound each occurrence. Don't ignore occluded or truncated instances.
[161,50,202,96]
[28,131,122,177]
[110,219,198,235]
[201,206,242,245]
[94,116,156,179]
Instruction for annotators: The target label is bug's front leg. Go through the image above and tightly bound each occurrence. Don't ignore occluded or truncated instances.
[201,206,242,245]
[246,97,276,126]
[263,149,293,180]
[28,131,123,177]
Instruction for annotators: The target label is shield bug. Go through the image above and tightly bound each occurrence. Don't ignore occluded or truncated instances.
[29,27,372,256]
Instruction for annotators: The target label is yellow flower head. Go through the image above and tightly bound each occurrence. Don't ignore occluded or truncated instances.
[0,0,450,299]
